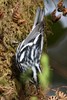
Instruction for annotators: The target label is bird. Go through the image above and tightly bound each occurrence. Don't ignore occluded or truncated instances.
[16,7,45,85]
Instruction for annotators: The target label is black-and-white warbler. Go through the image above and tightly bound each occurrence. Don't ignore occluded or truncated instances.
[16,7,45,84]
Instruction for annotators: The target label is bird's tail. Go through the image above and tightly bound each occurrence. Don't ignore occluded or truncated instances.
[32,7,45,31]
[23,7,45,45]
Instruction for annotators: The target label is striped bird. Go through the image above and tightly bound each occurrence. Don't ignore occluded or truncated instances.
[16,7,45,84]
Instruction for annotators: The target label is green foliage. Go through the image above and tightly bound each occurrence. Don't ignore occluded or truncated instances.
[39,53,51,88]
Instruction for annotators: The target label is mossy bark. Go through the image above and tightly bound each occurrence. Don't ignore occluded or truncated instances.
[0,0,47,100]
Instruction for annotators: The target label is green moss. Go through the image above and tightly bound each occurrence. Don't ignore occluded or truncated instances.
[30,97,38,100]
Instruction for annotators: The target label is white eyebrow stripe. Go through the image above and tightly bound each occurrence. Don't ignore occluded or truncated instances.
[20,51,25,62]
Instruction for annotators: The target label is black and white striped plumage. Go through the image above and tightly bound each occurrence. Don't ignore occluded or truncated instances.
[16,7,45,84]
